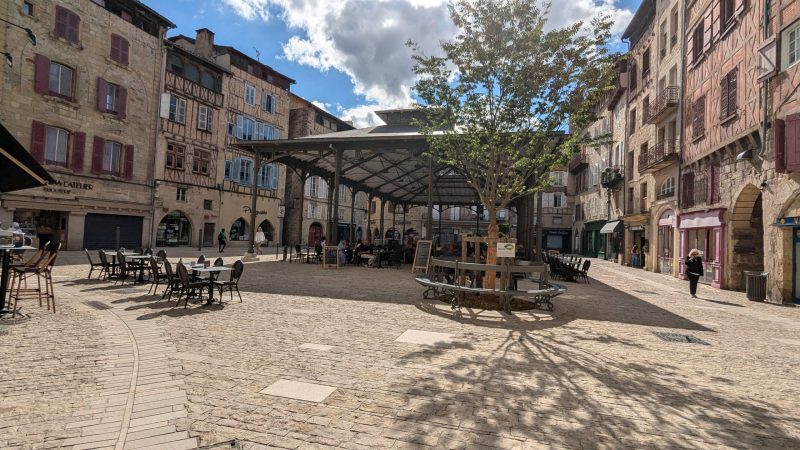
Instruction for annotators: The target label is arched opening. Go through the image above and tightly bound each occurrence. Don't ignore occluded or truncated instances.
[373,228,380,243]
[355,226,363,243]
[657,209,675,275]
[385,228,399,240]
[308,222,323,246]
[230,217,249,241]
[729,185,764,291]
[258,220,274,242]
[157,211,192,247]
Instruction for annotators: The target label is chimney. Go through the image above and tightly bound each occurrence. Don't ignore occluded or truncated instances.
[195,28,215,59]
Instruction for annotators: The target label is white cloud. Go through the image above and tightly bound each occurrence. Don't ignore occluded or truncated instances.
[310,100,330,112]
[222,0,633,128]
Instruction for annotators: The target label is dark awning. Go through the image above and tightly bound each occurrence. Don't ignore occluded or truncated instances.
[0,121,54,192]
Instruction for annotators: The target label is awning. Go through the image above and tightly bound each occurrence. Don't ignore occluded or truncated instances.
[599,220,622,234]
[0,121,54,193]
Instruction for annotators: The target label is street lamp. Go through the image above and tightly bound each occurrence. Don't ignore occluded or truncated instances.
[0,18,37,46]
[1,52,12,68]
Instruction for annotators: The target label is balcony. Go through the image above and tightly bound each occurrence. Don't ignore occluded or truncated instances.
[568,153,588,173]
[645,86,679,123]
[638,140,679,173]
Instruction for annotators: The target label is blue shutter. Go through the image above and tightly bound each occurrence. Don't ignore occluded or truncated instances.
[268,164,278,189]
[231,157,241,183]
[224,160,232,180]
[257,165,267,188]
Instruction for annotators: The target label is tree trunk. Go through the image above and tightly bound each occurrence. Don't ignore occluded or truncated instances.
[535,191,543,261]
[485,208,498,289]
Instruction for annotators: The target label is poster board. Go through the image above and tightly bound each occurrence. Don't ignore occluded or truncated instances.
[411,240,433,273]
[323,246,339,269]
[496,242,516,258]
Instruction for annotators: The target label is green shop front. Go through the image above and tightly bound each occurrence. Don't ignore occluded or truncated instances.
[584,220,606,258]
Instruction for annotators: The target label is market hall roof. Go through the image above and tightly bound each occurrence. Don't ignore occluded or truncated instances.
[235,109,482,206]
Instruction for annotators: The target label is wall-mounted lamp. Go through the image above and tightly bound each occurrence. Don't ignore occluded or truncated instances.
[1,52,12,68]
[0,18,37,46]
[760,181,768,190]
[736,149,753,161]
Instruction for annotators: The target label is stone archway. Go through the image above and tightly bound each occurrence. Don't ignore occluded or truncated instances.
[308,222,323,246]
[230,217,249,241]
[156,210,193,247]
[258,220,274,242]
[728,184,764,291]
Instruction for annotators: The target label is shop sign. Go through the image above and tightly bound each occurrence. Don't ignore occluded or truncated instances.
[629,225,644,231]
[496,242,516,258]
[242,206,270,215]
[775,216,800,227]
[278,206,285,218]
[42,178,94,195]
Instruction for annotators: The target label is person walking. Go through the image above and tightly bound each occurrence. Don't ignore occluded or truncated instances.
[254,227,266,255]
[685,249,704,298]
[631,244,640,268]
[218,228,227,253]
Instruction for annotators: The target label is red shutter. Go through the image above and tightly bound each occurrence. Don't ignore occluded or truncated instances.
[55,6,69,39]
[30,120,46,163]
[91,136,105,174]
[71,132,85,171]
[682,172,695,208]
[33,54,50,94]
[123,145,134,179]
[118,86,127,119]
[67,10,80,43]
[97,78,107,112]
[120,37,129,66]
[728,68,737,115]
[775,118,786,173]
[719,76,729,119]
[786,114,800,172]
[110,35,120,62]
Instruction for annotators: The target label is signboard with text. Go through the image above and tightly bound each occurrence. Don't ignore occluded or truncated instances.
[496,242,516,258]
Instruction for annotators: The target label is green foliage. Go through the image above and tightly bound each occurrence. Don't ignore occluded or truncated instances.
[409,0,618,219]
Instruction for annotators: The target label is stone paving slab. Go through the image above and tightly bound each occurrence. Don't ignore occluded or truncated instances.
[2,257,800,449]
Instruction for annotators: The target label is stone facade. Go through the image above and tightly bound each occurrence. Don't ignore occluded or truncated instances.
[0,0,172,250]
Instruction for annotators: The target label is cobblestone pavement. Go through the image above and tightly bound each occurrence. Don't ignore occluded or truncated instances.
[2,255,799,449]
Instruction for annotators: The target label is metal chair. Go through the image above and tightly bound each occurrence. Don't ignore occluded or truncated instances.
[161,259,181,300]
[147,256,168,295]
[175,263,208,308]
[214,260,244,303]
[85,249,103,279]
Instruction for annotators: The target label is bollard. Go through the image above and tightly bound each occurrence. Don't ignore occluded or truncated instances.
[283,245,288,261]
[115,226,120,249]
[198,230,203,251]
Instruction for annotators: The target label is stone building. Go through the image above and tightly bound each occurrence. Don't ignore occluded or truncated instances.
[153,30,227,248]
[622,0,683,276]
[682,0,762,289]
[169,31,293,249]
[0,0,173,250]
[282,94,364,247]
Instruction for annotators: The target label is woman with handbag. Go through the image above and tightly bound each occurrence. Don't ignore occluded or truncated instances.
[685,249,704,298]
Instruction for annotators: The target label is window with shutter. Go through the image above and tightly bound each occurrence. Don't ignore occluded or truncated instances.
[692,24,704,63]
[776,119,786,173]
[727,68,737,118]
[72,132,85,172]
[123,145,134,179]
[692,96,705,139]
[710,161,721,204]
[55,6,80,44]
[786,114,800,171]
[719,76,729,119]
[44,126,69,166]
[110,34,129,66]
[91,136,105,174]
[30,121,46,163]
[682,172,695,208]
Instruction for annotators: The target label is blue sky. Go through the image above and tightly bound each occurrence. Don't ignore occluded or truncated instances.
[141,0,641,127]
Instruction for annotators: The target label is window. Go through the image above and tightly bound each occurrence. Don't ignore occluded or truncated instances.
[55,6,80,43]
[306,176,319,197]
[192,150,210,175]
[553,193,564,208]
[167,54,183,75]
[681,172,696,208]
[261,92,275,113]
[370,200,377,214]
[551,171,566,186]
[198,105,213,131]
[659,177,675,198]
[451,207,461,220]
[204,200,213,210]
[692,23,704,63]
[184,64,200,83]
[239,159,253,185]
[103,141,122,175]
[642,47,651,78]
[629,63,638,92]
[169,96,186,124]
[49,62,74,99]
[671,7,679,47]
[721,0,735,27]
[643,96,650,124]
[176,187,187,202]
[22,1,33,15]
[224,160,233,180]
[104,82,120,113]
[45,126,69,165]
[781,21,800,70]
[235,115,256,140]
[110,34,129,66]
[629,109,636,134]
[720,68,738,120]
[692,96,706,139]
[244,84,256,105]
[708,161,721,204]
[257,165,268,187]
[166,144,185,170]
[200,72,217,91]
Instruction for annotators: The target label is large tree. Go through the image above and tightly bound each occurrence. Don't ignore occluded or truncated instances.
[410,0,618,267]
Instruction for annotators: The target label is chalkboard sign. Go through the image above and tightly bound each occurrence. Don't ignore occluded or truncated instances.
[411,240,432,273]
[323,246,339,269]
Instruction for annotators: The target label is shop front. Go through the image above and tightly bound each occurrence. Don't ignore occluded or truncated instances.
[657,209,676,276]
[679,209,725,288]
[583,221,605,258]
[543,228,572,254]
[599,220,623,262]
[157,211,192,247]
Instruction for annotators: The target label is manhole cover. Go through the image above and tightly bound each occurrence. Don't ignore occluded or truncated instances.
[84,301,112,310]
[652,331,709,345]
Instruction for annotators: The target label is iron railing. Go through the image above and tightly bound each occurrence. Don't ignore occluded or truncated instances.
[638,139,679,172]
[646,86,680,123]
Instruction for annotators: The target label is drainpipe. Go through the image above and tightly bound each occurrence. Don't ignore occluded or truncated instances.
[677,0,690,274]
[149,33,168,248]
[622,38,631,266]
[759,0,771,157]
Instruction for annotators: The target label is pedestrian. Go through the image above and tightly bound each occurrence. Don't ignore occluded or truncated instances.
[218,228,227,253]
[685,248,704,298]
[254,227,265,255]
[631,244,640,268]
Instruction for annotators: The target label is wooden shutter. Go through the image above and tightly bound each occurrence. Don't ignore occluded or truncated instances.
[693,97,705,138]
[775,118,786,173]
[711,162,721,203]
[97,78,107,111]
[33,54,50,94]
[719,76,729,119]
[711,0,721,40]
[67,10,80,43]
[727,68,737,116]
[119,38,129,65]
[681,172,694,208]
[786,114,800,172]
[71,132,85,171]
[110,35,120,62]
[123,145,134,179]
[735,0,746,16]
[703,11,713,52]
[118,86,128,119]
[30,120,46,163]
[55,6,69,40]
[91,136,105,174]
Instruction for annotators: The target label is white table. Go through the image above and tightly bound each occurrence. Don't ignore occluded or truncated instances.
[191,266,234,305]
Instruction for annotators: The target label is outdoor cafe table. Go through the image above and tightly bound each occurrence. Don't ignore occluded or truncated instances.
[188,265,233,305]
[125,255,152,283]
[0,245,36,316]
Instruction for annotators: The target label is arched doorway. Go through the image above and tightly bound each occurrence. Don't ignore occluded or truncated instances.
[355,226,363,243]
[657,209,676,275]
[729,185,764,291]
[258,220,274,242]
[308,222,323,246]
[385,228,399,240]
[157,211,192,247]
[230,218,249,241]
[373,228,380,243]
